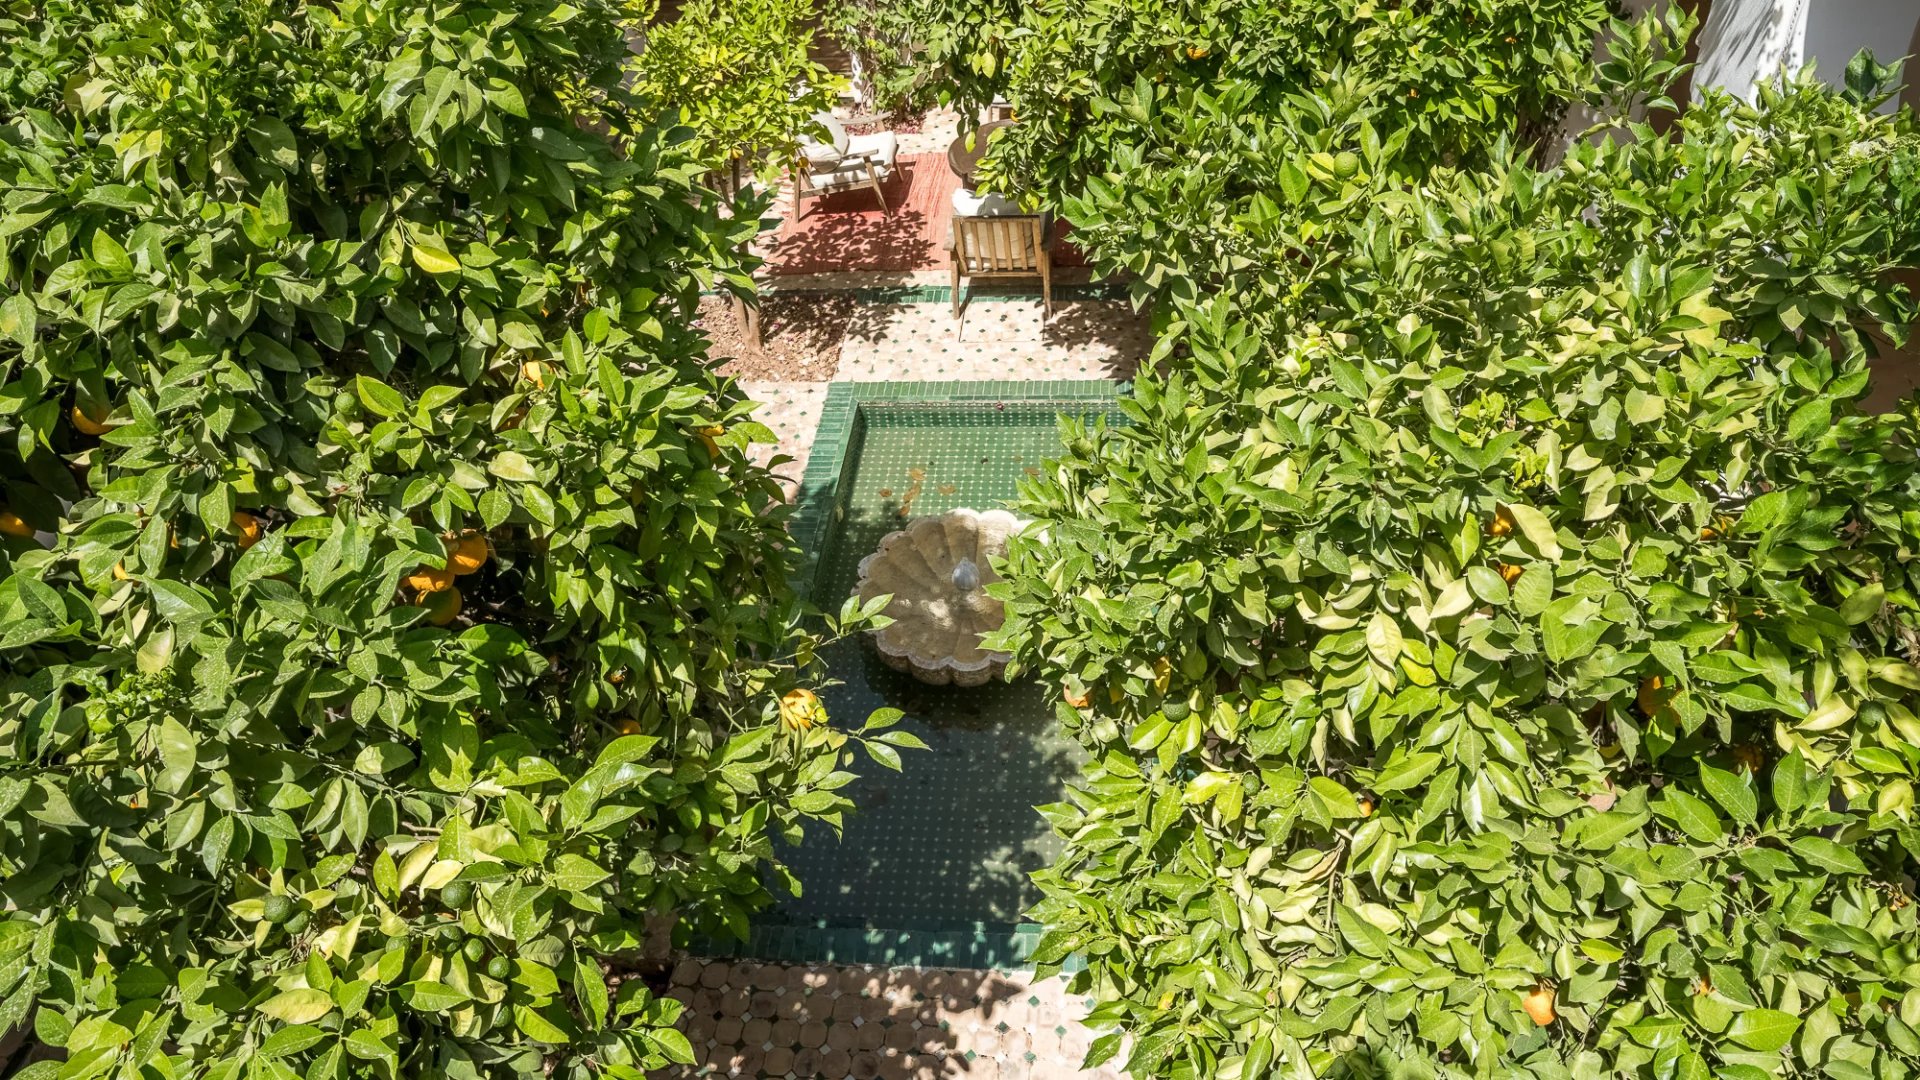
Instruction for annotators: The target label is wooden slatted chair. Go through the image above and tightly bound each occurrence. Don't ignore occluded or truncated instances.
[949,214,1053,323]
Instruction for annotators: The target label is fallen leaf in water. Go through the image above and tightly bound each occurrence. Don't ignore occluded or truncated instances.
[878,488,892,498]
[938,484,957,495]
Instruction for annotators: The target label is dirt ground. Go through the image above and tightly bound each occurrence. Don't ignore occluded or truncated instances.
[701,293,853,381]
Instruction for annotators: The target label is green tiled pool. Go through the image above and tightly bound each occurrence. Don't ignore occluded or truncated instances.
[719,383,1123,970]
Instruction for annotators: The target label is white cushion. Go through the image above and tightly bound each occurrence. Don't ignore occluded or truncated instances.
[952,188,1018,217]
[846,131,897,170]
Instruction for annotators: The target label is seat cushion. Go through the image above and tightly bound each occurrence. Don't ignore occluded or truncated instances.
[846,131,897,171]
[807,161,884,191]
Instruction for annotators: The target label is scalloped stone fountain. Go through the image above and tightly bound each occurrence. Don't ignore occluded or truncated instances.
[852,508,1020,686]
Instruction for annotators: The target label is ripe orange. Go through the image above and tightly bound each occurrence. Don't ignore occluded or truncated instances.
[1496,562,1524,585]
[1357,796,1374,818]
[1185,45,1210,59]
[406,565,454,594]
[232,511,262,549]
[780,688,822,732]
[446,531,489,576]
[521,361,548,388]
[1063,686,1090,708]
[1521,984,1556,1026]
[616,717,644,735]
[1636,676,1671,718]
[420,587,461,626]
[0,510,33,538]
[1487,506,1515,537]
[71,405,112,435]
[697,425,725,459]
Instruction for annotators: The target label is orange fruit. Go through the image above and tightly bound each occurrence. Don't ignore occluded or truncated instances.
[446,531,489,576]
[1496,562,1524,585]
[405,565,454,594]
[71,405,112,435]
[1185,45,1210,59]
[780,688,822,732]
[521,361,547,388]
[1521,984,1556,1026]
[420,587,461,626]
[1357,796,1374,818]
[0,510,33,538]
[232,511,262,549]
[1636,676,1672,718]
[112,561,129,581]
[1487,506,1515,537]
[1063,686,1090,709]
[616,717,644,735]
[696,425,725,459]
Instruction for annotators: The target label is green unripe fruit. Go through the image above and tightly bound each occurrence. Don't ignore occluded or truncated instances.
[284,910,311,935]
[440,880,472,908]
[487,956,512,979]
[464,938,486,963]
[1163,698,1191,722]
[1333,151,1361,179]
[261,894,296,925]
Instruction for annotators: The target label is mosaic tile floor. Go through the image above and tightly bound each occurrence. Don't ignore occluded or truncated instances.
[783,402,1098,932]
[657,961,1121,1080]
[742,381,829,501]
[837,300,1150,383]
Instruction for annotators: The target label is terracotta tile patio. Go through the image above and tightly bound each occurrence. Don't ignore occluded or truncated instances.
[655,961,1120,1080]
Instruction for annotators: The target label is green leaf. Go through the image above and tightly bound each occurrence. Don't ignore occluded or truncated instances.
[405,981,468,1012]
[488,451,540,483]
[1365,612,1403,666]
[552,854,610,893]
[1655,789,1723,843]
[1838,582,1885,624]
[257,989,335,1024]
[1771,752,1808,814]
[1699,762,1757,827]
[1726,1008,1800,1052]
[355,376,407,418]
[1503,503,1561,559]
[411,241,462,275]
[1789,835,1868,875]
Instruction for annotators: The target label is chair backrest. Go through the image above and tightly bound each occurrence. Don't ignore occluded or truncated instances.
[953,215,1046,275]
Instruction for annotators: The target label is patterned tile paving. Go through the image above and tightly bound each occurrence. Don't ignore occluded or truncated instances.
[741,381,830,502]
[656,961,1121,1080]
[836,300,1151,383]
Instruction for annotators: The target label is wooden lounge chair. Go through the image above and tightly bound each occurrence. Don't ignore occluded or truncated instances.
[949,214,1053,322]
[793,112,898,219]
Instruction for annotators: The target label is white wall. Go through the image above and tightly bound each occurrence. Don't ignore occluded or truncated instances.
[1692,0,1808,101]
[1693,0,1920,111]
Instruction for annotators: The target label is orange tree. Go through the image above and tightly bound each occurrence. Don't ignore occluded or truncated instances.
[987,48,1920,1080]
[626,0,841,186]
[974,0,1684,314]
[0,0,901,1076]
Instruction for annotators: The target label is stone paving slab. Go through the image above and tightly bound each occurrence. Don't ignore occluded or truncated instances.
[655,960,1120,1080]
